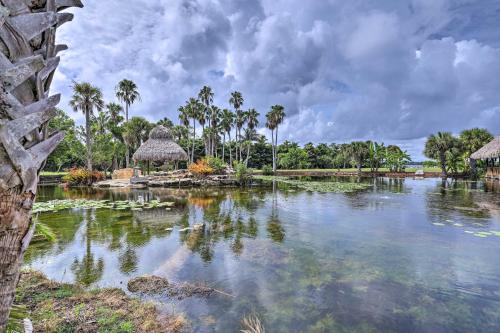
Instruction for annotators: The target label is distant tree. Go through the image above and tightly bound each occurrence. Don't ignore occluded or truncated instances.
[221,109,235,164]
[424,132,457,178]
[46,109,85,171]
[106,102,124,124]
[348,141,370,173]
[278,147,310,170]
[122,117,154,162]
[459,128,493,174]
[229,91,244,161]
[266,105,286,172]
[368,141,385,172]
[385,145,411,172]
[157,117,174,129]
[116,79,141,167]
[70,82,104,170]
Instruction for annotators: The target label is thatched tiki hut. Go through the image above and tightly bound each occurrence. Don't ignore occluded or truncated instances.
[133,126,188,174]
[470,136,500,179]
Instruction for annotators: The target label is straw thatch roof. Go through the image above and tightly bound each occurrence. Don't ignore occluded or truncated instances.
[133,126,188,162]
[471,136,500,160]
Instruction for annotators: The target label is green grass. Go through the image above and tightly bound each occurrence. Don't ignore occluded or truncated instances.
[254,167,442,173]
[40,171,68,177]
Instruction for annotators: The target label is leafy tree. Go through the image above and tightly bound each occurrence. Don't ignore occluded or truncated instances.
[278,147,310,169]
[367,141,385,172]
[45,109,85,171]
[123,117,154,162]
[459,128,493,174]
[106,102,124,123]
[385,145,411,172]
[229,91,244,161]
[157,117,174,129]
[69,82,104,170]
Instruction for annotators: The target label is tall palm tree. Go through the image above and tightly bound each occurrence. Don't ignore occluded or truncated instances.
[198,86,214,155]
[229,91,244,161]
[70,82,104,171]
[0,2,81,326]
[221,109,235,164]
[424,132,457,178]
[116,79,141,167]
[266,111,277,172]
[185,98,202,163]
[268,105,285,172]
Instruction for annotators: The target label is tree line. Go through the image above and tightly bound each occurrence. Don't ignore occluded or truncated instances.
[46,82,494,175]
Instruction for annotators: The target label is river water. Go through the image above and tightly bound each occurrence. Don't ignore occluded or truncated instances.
[27,178,500,332]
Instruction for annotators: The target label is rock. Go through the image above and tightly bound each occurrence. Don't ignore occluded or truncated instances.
[112,168,141,180]
[193,223,205,232]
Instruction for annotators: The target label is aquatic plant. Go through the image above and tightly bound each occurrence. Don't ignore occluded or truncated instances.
[62,168,105,185]
[32,199,175,214]
[241,314,265,333]
[254,176,371,193]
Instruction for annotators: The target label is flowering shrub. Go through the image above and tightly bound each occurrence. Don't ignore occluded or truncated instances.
[62,168,105,185]
[188,158,214,176]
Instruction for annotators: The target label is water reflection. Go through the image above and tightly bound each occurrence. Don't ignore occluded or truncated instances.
[26,179,500,333]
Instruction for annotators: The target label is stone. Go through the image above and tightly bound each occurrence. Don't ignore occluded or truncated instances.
[112,168,140,180]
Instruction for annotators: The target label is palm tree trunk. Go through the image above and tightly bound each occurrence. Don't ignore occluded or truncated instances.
[85,107,92,171]
[0,190,35,331]
[228,132,233,166]
[439,151,447,178]
[246,142,251,167]
[191,120,196,163]
[274,127,279,172]
[271,129,276,172]
[125,103,130,168]
[222,134,226,162]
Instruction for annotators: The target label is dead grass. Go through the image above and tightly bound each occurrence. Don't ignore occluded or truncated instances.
[127,275,216,300]
[15,270,186,333]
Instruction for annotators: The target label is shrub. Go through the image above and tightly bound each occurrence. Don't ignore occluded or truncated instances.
[206,157,227,174]
[262,165,274,176]
[62,168,105,185]
[188,158,214,177]
[234,162,252,185]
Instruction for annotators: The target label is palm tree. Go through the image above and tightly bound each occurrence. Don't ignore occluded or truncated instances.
[70,82,104,171]
[185,98,202,163]
[106,102,124,123]
[209,106,222,156]
[94,111,110,135]
[243,128,259,166]
[198,86,214,155]
[424,132,456,178]
[229,91,244,161]
[266,111,277,172]
[268,105,285,172]
[221,109,235,164]
[459,128,493,173]
[348,141,370,174]
[0,2,81,326]
[116,79,141,167]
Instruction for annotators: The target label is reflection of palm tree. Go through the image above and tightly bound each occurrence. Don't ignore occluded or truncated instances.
[267,185,285,243]
[71,210,104,286]
[118,247,138,275]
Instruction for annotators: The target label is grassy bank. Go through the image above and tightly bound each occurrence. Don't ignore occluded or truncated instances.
[40,171,69,177]
[254,167,442,174]
[12,270,185,333]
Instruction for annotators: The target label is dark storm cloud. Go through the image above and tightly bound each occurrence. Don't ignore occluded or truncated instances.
[53,0,500,159]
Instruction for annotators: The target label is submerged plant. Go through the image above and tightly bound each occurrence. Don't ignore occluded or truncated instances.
[254,176,371,193]
[241,314,265,333]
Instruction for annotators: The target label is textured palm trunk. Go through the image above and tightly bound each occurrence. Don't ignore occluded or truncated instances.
[125,104,130,167]
[0,0,81,330]
[85,107,92,170]
[228,132,232,166]
[439,151,447,178]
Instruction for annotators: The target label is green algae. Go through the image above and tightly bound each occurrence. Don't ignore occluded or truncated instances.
[254,176,371,193]
[33,199,175,214]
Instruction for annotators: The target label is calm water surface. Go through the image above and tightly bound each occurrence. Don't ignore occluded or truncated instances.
[27,178,500,333]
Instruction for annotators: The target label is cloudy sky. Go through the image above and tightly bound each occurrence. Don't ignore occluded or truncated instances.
[53,0,500,159]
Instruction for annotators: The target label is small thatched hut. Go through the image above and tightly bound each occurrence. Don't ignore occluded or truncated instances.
[470,136,500,179]
[133,125,188,174]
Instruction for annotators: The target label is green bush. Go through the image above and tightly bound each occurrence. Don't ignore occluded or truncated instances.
[234,162,252,185]
[206,157,227,174]
[262,165,274,176]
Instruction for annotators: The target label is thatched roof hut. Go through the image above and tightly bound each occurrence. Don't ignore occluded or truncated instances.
[133,126,188,163]
[470,137,500,160]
